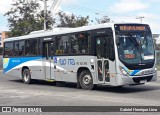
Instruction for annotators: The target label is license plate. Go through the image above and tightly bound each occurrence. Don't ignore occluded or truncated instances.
[140,80,147,83]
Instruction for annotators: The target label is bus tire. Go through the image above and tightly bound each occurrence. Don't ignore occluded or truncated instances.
[79,70,94,90]
[22,69,32,84]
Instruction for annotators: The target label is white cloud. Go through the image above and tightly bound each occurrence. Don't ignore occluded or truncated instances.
[0,26,9,32]
[110,0,149,13]
[0,0,78,14]
[137,12,160,34]
[61,0,77,5]
[37,0,77,15]
[150,0,160,2]
[0,0,13,14]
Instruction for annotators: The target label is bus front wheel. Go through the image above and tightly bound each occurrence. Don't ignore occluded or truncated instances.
[22,69,32,84]
[79,70,94,90]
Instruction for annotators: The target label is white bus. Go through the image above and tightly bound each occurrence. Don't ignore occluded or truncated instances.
[3,23,157,90]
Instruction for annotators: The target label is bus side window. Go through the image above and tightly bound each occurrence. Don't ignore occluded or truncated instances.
[14,41,19,56]
[109,34,115,61]
[71,34,79,54]
[55,35,70,55]
[25,39,38,56]
[19,41,25,56]
[78,33,89,54]
[4,42,14,57]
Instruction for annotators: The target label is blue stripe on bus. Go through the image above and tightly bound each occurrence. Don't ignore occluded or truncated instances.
[130,70,140,76]
[124,66,141,76]
[3,57,42,73]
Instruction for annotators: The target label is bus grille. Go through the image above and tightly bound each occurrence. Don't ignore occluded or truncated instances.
[132,75,153,83]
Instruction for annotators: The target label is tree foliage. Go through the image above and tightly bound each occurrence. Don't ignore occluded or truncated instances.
[96,16,110,24]
[5,0,101,37]
[153,34,160,50]
[57,12,89,27]
[5,0,54,37]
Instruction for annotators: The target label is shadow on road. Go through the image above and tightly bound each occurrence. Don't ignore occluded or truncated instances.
[9,78,160,93]
[93,85,160,93]
[9,79,56,86]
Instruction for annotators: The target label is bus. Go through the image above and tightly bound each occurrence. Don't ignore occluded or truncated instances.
[3,23,157,90]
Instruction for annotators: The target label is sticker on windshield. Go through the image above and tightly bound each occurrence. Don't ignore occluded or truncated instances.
[124,49,135,59]
[125,54,135,59]
[143,55,154,60]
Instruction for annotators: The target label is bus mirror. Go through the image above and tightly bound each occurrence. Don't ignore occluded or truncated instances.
[116,36,120,45]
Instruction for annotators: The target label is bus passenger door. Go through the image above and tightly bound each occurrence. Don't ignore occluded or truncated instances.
[96,36,110,83]
[43,42,54,80]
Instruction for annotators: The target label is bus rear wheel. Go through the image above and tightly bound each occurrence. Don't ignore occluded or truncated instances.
[79,70,94,90]
[22,69,32,84]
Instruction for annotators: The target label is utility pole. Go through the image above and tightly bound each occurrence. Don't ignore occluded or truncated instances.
[44,0,47,30]
[136,16,144,23]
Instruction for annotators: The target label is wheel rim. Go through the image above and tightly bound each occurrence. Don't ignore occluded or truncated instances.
[83,75,92,85]
[24,72,29,82]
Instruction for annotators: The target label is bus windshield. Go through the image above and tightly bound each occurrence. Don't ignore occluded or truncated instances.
[117,32,154,65]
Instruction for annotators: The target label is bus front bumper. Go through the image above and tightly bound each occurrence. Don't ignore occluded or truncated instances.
[116,72,157,86]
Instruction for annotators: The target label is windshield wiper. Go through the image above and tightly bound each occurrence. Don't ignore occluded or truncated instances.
[126,33,139,48]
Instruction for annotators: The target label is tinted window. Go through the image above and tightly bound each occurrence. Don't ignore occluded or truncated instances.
[71,33,89,54]
[4,42,14,57]
[78,33,89,54]
[109,34,115,61]
[14,42,19,56]
[19,41,25,56]
[25,39,38,56]
[56,35,70,55]
[71,35,79,54]
[37,39,41,55]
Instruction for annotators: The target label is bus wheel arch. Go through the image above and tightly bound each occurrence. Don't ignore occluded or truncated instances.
[77,67,94,90]
[22,66,32,84]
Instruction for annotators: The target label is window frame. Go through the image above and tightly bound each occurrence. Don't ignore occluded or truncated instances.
[3,42,14,58]
[54,31,91,56]
[4,38,42,58]
[25,38,39,56]
[55,34,71,55]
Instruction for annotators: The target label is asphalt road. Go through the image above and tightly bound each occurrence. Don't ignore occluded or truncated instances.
[0,71,160,114]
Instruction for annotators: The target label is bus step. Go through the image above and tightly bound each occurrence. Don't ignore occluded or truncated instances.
[45,79,55,82]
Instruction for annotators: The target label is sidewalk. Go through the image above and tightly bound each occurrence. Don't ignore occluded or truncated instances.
[158,71,160,77]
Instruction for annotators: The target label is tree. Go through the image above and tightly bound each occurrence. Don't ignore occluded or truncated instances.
[5,0,54,37]
[153,34,160,50]
[96,16,110,24]
[57,12,89,28]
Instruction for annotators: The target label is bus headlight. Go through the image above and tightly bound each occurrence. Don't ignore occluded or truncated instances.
[153,68,157,73]
[121,69,128,76]
[119,66,129,76]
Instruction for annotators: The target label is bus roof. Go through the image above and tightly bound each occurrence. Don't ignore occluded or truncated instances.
[4,22,148,42]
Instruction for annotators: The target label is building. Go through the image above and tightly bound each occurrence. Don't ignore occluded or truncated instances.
[0,31,8,47]
[0,32,2,47]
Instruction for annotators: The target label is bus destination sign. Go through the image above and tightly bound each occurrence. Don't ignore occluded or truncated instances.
[115,24,150,32]
[120,26,145,31]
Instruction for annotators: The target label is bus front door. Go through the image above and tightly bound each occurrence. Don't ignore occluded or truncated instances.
[43,42,54,80]
[96,36,110,83]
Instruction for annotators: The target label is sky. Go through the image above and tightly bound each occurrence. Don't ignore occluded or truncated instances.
[0,0,160,34]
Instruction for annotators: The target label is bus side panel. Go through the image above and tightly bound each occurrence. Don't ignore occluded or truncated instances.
[54,56,96,83]
[29,66,43,80]
[108,60,117,86]
[3,57,43,80]
[4,69,22,78]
